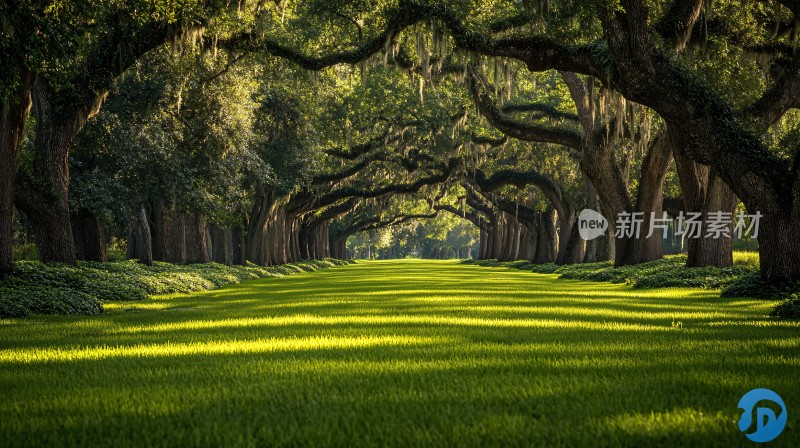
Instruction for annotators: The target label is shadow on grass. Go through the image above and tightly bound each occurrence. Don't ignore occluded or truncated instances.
[1,259,798,447]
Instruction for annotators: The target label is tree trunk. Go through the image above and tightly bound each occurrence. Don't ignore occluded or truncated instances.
[561,223,585,264]
[616,134,672,266]
[209,224,233,266]
[534,210,557,263]
[519,222,536,261]
[478,227,488,259]
[150,199,167,262]
[673,141,739,268]
[14,79,100,265]
[299,223,312,260]
[555,210,578,264]
[185,212,210,264]
[232,227,245,265]
[127,207,152,265]
[758,213,800,282]
[71,208,106,262]
[583,179,601,263]
[166,210,187,264]
[695,172,739,267]
[0,68,33,274]
[247,187,271,265]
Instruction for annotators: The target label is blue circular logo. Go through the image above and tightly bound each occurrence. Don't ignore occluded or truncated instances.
[738,388,787,443]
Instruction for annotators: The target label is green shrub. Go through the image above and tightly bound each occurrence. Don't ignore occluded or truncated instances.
[467,255,760,291]
[770,294,800,319]
[1,258,350,318]
[0,286,102,317]
[721,272,800,300]
[530,263,561,274]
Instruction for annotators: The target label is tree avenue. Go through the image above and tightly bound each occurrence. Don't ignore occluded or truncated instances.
[1,0,798,283]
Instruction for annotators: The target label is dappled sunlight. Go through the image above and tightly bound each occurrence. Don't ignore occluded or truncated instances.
[0,334,443,364]
[2,260,799,446]
[96,313,680,335]
[599,408,728,439]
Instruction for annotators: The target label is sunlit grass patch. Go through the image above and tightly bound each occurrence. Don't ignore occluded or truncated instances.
[1,259,798,447]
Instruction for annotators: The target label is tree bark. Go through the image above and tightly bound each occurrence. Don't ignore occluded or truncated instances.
[0,68,33,274]
[127,207,152,265]
[673,140,739,267]
[185,212,211,264]
[232,227,246,265]
[150,199,167,262]
[71,208,107,262]
[14,79,93,265]
[534,210,557,264]
[166,210,187,265]
[210,224,233,266]
[694,173,739,267]
[617,134,672,265]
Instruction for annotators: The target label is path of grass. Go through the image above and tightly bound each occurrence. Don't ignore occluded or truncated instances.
[1,259,798,447]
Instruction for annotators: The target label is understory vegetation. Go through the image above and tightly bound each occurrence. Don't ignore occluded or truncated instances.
[464,252,800,318]
[0,259,353,318]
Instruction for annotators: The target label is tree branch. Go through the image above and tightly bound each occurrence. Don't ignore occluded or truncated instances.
[466,65,583,150]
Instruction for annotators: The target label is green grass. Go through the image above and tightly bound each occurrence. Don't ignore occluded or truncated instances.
[1,259,798,447]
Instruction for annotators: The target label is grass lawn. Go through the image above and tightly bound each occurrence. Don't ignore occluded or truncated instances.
[1,259,798,447]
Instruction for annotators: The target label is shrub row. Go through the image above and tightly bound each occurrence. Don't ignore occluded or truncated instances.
[0,259,354,318]
[463,256,800,318]
[465,256,755,289]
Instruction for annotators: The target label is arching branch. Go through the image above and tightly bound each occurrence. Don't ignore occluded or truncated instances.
[501,103,580,123]
[466,65,583,150]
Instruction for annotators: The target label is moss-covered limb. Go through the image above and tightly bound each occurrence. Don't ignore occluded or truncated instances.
[311,158,376,185]
[470,133,508,147]
[481,194,539,225]
[322,129,390,160]
[61,15,209,118]
[334,211,439,242]
[222,1,602,77]
[304,198,361,230]
[359,211,439,232]
[465,65,583,150]
[293,161,454,217]
[464,186,496,222]
[222,1,430,71]
[501,103,580,123]
[487,13,536,33]
[468,166,560,195]
[743,56,800,132]
[432,203,483,228]
[653,0,704,51]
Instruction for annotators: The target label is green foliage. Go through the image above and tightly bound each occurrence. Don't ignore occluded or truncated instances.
[770,294,800,319]
[721,271,800,300]
[466,255,758,290]
[0,287,101,317]
[0,259,353,318]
